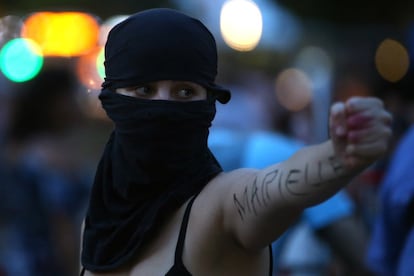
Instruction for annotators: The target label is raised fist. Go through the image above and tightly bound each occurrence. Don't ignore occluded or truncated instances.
[329,96,393,170]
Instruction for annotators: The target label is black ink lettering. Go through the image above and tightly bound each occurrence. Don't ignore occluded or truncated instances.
[285,169,308,196]
[278,170,285,200]
[328,156,343,174]
[233,186,251,221]
[314,160,323,186]
[261,170,278,205]
[250,178,261,215]
[233,193,246,221]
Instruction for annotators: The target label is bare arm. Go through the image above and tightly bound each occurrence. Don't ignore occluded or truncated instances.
[223,97,392,250]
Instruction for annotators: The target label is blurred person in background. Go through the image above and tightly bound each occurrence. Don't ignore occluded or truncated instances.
[365,76,414,276]
[0,61,91,276]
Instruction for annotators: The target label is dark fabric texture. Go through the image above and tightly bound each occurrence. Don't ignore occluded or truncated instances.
[102,8,231,104]
[81,89,222,271]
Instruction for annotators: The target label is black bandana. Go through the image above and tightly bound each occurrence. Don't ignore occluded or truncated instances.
[81,89,222,271]
[102,8,230,104]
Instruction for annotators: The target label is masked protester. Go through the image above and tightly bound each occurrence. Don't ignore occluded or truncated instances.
[80,8,392,276]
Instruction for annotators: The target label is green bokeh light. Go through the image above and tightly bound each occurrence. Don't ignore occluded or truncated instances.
[0,38,44,82]
[96,47,105,80]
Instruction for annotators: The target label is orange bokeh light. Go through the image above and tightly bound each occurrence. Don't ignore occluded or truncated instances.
[21,12,100,57]
[375,38,409,83]
[275,68,313,112]
[76,46,104,90]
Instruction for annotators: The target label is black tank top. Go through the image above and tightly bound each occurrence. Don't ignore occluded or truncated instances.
[80,196,274,276]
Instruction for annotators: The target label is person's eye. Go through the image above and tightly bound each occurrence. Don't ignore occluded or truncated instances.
[133,86,153,97]
[175,88,195,99]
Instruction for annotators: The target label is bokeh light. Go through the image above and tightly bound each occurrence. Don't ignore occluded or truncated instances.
[99,15,129,46]
[76,46,104,90]
[0,38,43,82]
[375,38,409,82]
[220,0,263,51]
[294,46,333,86]
[96,47,105,80]
[21,12,100,57]
[275,68,313,111]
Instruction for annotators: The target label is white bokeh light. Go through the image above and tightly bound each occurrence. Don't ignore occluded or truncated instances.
[220,0,263,51]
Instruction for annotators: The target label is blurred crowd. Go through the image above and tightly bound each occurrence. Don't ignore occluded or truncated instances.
[0,58,112,275]
[0,15,413,276]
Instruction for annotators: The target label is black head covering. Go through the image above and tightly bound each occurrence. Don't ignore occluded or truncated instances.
[81,8,227,271]
[102,8,231,104]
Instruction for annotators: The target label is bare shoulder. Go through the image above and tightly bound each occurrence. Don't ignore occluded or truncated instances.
[180,169,271,275]
[194,168,260,233]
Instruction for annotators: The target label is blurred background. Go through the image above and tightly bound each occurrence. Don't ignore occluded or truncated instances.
[0,0,413,275]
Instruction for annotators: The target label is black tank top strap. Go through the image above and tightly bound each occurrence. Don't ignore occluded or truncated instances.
[173,195,198,265]
[170,194,274,275]
[268,244,273,276]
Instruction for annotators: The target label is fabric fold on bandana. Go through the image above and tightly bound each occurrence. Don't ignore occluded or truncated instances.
[81,89,222,271]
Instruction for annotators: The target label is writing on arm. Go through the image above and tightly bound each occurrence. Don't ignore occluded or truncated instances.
[233,155,345,221]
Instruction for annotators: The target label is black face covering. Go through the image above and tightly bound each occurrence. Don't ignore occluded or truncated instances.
[81,8,230,271]
[82,89,222,271]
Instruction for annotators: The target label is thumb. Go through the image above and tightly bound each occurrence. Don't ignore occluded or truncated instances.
[329,102,347,142]
[329,102,349,164]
